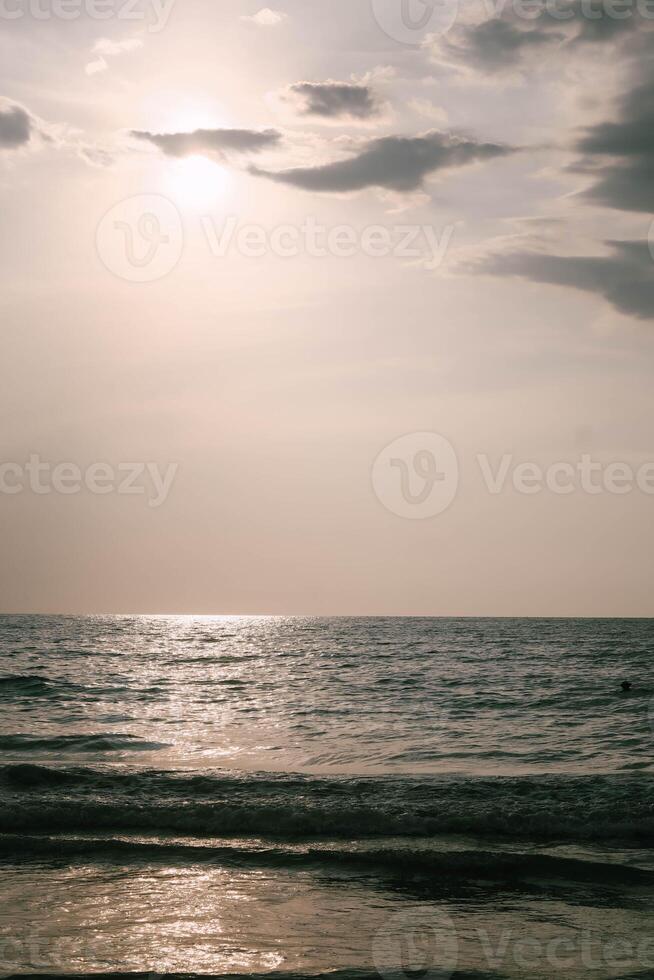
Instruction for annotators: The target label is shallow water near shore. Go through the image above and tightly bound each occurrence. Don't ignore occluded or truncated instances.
[1,615,653,979]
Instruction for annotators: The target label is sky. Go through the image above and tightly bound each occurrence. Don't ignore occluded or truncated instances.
[0,0,653,616]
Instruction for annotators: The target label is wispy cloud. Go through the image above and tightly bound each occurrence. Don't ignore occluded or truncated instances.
[241,8,286,26]
[408,99,448,125]
[85,36,143,76]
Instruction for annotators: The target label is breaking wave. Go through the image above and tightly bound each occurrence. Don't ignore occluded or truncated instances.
[1,766,652,844]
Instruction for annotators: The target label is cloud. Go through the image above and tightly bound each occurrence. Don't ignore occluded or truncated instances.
[285,81,380,120]
[0,100,34,149]
[0,97,85,158]
[241,7,286,26]
[470,240,654,319]
[94,37,143,57]
[574,71,654,213]
[85,36,142,76]
[78,143,115,167]
[131,127,282,160]
[250,130,514,193]
[429,3,650,74]
[409,99,448,125]
[572,6,643,44]
[436,18,564,73]
[85,60,107,76]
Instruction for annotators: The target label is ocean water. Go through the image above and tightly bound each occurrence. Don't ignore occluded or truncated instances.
[1,615,654,980]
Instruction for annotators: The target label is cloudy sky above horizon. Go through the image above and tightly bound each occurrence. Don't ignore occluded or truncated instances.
[1,0,653,615]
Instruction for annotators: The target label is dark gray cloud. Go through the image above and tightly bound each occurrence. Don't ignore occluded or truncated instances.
[251,131,513,193]
[0,101,34,149]
[434,3,649,73]
[572,5,643,43]
[472,240,654,319]
[131,127,282,159]
[574,70,654,213]
[578,75,654,158]
[287,81,379,119]
[439,18,564,72]
[578,157,654,213]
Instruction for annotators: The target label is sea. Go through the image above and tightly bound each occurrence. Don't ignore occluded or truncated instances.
[1,615,653,980]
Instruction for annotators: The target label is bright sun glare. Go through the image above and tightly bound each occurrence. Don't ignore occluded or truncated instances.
[165,155,229,208]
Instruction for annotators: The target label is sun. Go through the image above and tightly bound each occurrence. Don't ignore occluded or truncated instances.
[164,154,230,209]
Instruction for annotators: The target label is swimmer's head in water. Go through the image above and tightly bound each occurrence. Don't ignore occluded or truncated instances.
[621,681,632,692]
